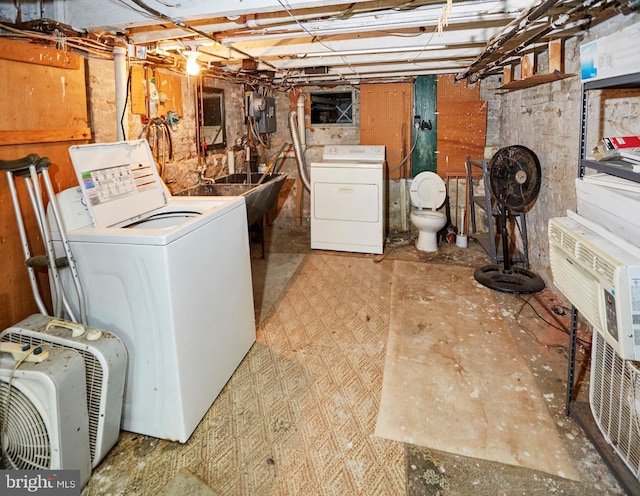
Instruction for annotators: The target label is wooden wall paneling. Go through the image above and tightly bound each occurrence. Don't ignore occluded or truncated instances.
[0,143,77,328]
[156,69,184,117]
[0,38,81,70]
[438,73,480,101]
[360,82,413,180]
[131,65,147,115]
[436,75,487,177]
[0,128,91,146]
[0,60,90,141]
[0,40,89,330]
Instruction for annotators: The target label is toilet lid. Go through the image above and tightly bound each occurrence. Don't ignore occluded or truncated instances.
[410,171,446,209]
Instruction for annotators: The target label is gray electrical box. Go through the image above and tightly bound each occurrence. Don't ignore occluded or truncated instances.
[257,97,276,134]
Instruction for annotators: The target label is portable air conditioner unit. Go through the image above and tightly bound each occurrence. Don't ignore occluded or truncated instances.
[590,330,640,480]
[1,314,127,468]
[548,213,640,361]
[0,344,91,487]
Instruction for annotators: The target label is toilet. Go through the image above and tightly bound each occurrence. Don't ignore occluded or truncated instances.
[409,171,447,252]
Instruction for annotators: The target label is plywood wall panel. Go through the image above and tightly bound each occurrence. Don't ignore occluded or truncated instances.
[0,39,81,70]
[436,75,487,176]
[157,69,184,117]
[0,62,87,135]
[0,40,88,330]
[131,66,147,115]
[437,74,480,102]
[0,144,80,329]
[360,82,413,179]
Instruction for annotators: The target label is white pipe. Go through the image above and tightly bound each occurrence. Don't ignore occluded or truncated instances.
[297,93,306,148]
[400,178,408,232]
[114,46,128,141]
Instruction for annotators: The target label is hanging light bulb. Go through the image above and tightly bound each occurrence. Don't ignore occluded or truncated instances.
[184,50,201,76]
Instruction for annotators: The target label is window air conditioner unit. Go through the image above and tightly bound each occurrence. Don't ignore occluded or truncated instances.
[590,330,640,480]
[548,212,640,361]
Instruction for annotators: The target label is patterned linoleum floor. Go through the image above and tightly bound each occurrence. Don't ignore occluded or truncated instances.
[86,253,405,495]
[83,226,625,496]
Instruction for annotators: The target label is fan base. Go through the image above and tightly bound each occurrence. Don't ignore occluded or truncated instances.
[474,264,545,294]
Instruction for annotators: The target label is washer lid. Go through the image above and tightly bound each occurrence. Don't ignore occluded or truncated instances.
[410,171,446,208]
[69,140,167,228]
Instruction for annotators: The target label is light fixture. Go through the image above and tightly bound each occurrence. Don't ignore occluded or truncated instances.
[183,50,201,76]
[302,45,446,58]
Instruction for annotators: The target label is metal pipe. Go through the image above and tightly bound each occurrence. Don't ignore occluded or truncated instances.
[288,110,311,192]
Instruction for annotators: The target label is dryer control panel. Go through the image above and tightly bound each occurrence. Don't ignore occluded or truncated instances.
[322,145,385,162]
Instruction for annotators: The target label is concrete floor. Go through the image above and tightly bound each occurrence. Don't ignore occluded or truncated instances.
[250,222,626,495]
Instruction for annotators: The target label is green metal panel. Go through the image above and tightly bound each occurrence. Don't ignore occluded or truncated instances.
[411,75,437,176]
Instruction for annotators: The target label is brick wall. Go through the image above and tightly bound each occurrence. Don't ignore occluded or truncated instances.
[495,13,640,287]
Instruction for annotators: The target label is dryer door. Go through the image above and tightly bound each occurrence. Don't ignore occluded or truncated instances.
[313,182,380,222]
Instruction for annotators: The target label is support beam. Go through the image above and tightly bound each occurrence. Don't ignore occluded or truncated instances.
[520,53,535,79]
[549,38,563,73]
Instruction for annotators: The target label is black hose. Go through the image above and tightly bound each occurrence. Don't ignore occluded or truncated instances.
[121,66,132,140]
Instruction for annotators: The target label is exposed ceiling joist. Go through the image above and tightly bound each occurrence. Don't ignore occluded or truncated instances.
[0,0,635,86]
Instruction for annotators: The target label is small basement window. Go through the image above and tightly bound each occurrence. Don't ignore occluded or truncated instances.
[310,91,353,125]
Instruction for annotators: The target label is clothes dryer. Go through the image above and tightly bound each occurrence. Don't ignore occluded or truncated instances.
[310,145,386,254]
[54,140,255,442]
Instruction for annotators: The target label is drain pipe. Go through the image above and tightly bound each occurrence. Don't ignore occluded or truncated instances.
[288,99,311,192]
[297,93,306,149]
[114,45,128,141]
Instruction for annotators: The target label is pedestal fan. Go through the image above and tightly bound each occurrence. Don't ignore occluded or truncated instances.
[474,145,545,294]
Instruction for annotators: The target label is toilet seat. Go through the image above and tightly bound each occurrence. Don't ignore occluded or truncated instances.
[410,209,444,219]
[410,171,446,209]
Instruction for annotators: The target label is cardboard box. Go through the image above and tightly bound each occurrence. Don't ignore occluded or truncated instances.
[603,136,640,150]
[580,24,640,82]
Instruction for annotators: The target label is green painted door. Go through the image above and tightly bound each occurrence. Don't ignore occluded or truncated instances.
[411,76,437,176]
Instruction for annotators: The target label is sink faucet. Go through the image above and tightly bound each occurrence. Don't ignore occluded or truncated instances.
[197,165,215,184]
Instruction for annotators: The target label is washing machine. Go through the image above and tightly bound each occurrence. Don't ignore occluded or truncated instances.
[54,140,256,442]
[310,145,386,254]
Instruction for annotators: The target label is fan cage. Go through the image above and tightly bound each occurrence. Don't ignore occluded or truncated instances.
[590,330,640,479]
[2,333,104,462]
[0,381,51,470]
[488,145,541,211]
